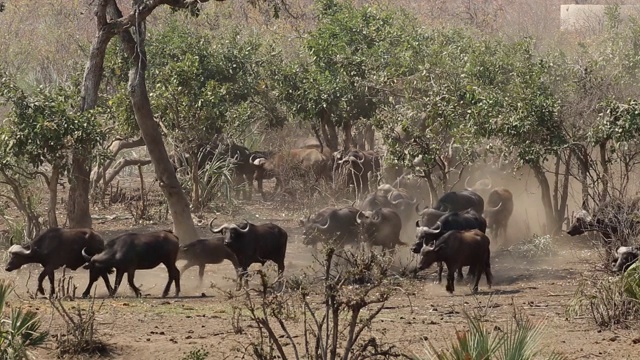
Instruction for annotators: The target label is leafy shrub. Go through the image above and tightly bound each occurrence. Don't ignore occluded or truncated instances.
[181,346,210,360]
[425,308,566,360]
[0,280,48,360]
[508,234,554,258]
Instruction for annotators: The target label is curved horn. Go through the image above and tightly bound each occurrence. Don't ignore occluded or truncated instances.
[483,174,493,189]
[7,245,31,256]
[211,223,231,234]
[208,217,219,233]
[82,247,92,262]
[356,211,364,224]
[489,202,502,211]
[315,216,331,229]
[464,176,472,190]
[238,220,251,232]
[421,221,443,234]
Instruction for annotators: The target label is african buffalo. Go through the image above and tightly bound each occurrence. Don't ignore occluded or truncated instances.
[483,188,514,242]
[177,235,242,290]
[333,149,381,196]
[412,209,487,254]
[356,208,405,250]
[210,220,288,287]
[416,229,493,294]
[433,190,485,215]
[612,246,639,273]
[464,175,492,193]
[4,227,113,298]
[298,207,360,248]
[82,230,181,298]
[567,198,640,257]
[252,147,333,200]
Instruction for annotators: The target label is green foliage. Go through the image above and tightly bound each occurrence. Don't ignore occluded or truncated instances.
[0,280,48,360]
[0,71,106,173]
[181,347,209,360]
[146,16,272,149]
[425,309,566,360]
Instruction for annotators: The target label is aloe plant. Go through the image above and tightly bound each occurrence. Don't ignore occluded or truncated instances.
[425,309,566,360]
[0,280,48,360]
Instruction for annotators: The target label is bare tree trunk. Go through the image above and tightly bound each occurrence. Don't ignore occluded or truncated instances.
[364,123,375,150]
[119,1,198,243]
[191,151,200,211]
[48,164,60,228]
[599,140,609,203]
[558,150,572,226]
[320,109,339,152]
[531,162,560,234]
[342,120,354,151]
[68,1,115,229]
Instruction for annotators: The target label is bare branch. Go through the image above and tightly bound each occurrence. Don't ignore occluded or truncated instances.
[103,158,152,187]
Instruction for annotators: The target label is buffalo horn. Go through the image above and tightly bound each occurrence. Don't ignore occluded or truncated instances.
[81,247,92,262]
[315,216,331,229]
[7,245,31,256]
[415,203,422,214]
[208,217,219,233]
[483,174,493,189]
[421,221,442,234]
[356,211,364,224]
[464,176,472,190]
[238,220,251,232]
[490,202,503,211]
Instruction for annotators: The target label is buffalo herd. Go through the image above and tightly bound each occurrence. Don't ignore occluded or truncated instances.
[3,142,639,298]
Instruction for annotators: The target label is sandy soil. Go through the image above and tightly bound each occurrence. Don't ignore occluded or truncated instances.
[1,175,638,360]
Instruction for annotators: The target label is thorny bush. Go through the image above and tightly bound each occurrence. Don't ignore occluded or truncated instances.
[230,244,411,360]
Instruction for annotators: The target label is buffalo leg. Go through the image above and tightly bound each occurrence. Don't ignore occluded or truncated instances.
[101,272,114,296]
[445,263,455,293]
[46,270,55,298]
[112,270,125,297]
[82,269,101,298]
[484,253,493,289]
[436,262,443,284]
[234,268,243,291]
[126,270,142,298]
[162,262,180,298]
[36,269,48,296]
[471,263,482,294]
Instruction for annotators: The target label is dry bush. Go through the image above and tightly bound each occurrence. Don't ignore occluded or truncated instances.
[228,245,411,359]
[567,272,640,329]
[49,296,109,357]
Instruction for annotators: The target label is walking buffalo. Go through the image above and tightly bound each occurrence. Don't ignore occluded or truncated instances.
[4,227,113,298]
[356,208,405,250]
[412,209,487,254]
[416,229,493,294]
[177,235,242,290]
[333,149,381,196]
[433,190,485,215]
[299,207,360,248]
[209,220,288,287]
[82,230,181,298]
[483,187,514,242]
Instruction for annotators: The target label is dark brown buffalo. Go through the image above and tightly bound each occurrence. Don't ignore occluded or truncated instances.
[356,208,405,250]
[210,220,288,287]
[299,207,360,248]
[333,149,381,195]
[82,230,180,298]
[252,147,332,199]
[177,234,242,290]
[5,227,113,298]
[417,229,493,294]
[482,187,514,241]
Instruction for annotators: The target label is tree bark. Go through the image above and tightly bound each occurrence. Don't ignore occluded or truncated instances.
[531,162,560,234]
[320,109,339,152]
[599,140,609,203]
[364,123,375,150]
[118,0,199,243]
[191,151,200,211]
[68,0,114,229]
[342,120,354,151]
[48,164,60,228]
[92,136,146,188]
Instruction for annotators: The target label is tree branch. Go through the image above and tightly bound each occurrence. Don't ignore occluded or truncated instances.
[103,158,152,187]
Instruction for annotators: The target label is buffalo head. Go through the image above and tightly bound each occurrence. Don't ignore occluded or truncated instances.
[300,215,332,246]
[417,242,444,271]
[566,210,595,236]
[210,218,251,246]
[483,202,502,222]
[464,175,493,192]
[5,245,36,272]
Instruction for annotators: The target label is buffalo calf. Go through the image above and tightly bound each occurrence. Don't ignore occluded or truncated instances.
[178,234,242,290]
[417,229,492,294]
[83,230,180,298]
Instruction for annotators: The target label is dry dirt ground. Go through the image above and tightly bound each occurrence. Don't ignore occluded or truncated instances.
[1,186,639,360]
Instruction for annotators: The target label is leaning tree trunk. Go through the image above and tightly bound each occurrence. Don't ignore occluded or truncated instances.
[119,3,199,243]
[599,140,610,203]
[190,150,201,211]
[342,120,354,151]
[531,162,561,234]
[47,163,60,228]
